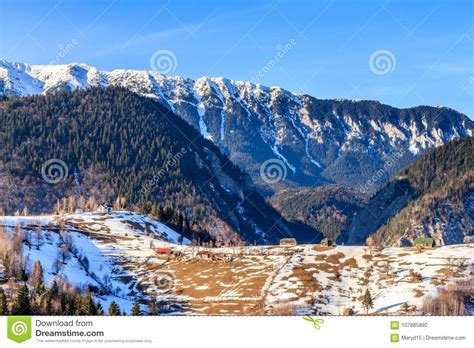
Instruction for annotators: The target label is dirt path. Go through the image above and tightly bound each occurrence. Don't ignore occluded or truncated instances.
[260,252,295,311]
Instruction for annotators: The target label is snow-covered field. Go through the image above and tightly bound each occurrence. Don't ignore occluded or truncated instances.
[1,212,472,315]
[265,244,473,315]
[0,212,188,313]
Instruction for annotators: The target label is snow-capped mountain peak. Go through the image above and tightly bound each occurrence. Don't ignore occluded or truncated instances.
[1,60,472,192]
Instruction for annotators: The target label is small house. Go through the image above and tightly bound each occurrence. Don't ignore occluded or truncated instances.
[463,236,474,244]
[280,238,297,247]
[97,204,112,213]
[320,238,333,247]
[414,237,434,248]
[156,247,172,255]
[75,208,84,214]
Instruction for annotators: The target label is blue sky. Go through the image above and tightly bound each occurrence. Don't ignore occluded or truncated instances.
[1,0,473,117]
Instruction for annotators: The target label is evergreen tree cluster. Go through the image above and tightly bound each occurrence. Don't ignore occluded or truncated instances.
[0,279,144,316]
[269,184,368,241]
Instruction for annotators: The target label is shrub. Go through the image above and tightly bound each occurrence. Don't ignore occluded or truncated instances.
[422,278,472,315]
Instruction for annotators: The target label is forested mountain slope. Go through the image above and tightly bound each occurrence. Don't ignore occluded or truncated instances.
[1,60,473,194]
[345,137,473,246]
[0,87,290,244]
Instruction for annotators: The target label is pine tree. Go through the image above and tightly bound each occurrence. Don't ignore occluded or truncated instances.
[0,287,8,315]
[96,301,104,316]
[362,289,374,314]
[29,261,44,291]
[156,205,164,221]
[12,285,31,315]
[49,280,59,296]
[108,301,120,316]
[16,268,26,282]
[74,294,83,315]
[80,294,97,315]
[177,213,184,232]
[61,293,75,315]
[131,299,141,316]
[147,298,157,315]
[43,291,53,315]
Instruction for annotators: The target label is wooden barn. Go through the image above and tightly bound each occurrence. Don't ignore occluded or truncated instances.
[320,238,334,247]
[280,238,297,247]
[414,237,434,248]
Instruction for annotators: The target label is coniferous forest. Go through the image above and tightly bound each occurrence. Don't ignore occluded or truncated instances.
[0,87,290,244]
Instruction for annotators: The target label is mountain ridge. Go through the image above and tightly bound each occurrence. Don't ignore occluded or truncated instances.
[1,59,472,194]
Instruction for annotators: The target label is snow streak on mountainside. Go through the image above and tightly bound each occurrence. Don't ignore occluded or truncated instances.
[1,59,473,192]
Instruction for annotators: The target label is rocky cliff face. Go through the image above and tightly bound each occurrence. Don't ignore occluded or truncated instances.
[2,60,472,194]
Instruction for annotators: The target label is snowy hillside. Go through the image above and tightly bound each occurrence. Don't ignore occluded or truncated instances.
[1,212,471,315]
[0,212,187,313]
[1,59,472,192]
[265,244,473,315]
